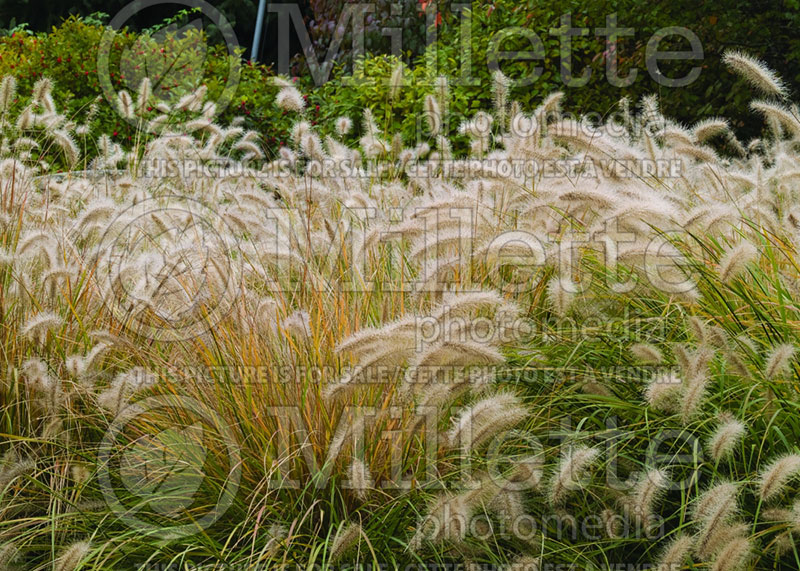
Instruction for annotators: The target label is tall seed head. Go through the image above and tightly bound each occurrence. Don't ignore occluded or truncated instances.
[723,50,787,98]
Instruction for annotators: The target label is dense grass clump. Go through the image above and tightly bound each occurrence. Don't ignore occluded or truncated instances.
[1,51,800,570]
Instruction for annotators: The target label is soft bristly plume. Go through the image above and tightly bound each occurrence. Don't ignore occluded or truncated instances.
[640,94,662,129]
[52,129,79,165]
[656,534,693,571]
[492,70,510,125]
[32,77,53,106]
[329,522,362,562]
[65,354,86,379]
[389,63,404,101]
[672,346,714,379]
[628,468,669,525]
[0,542,20,569]
[283,309,312,340]
[409,486,490,550]
[0,456,36,489]
[535,91,564,125]
[772,530,796,557]
[631,343,663,364]
[707,415,746,463]
[146,114,168,133]
[644,371,682,413]
[710,536,750,571]
[8,45,800,569]
[21,311,63,344]
[509,555,541,571]
[764,343,795,380]
[697,522,749,560]
[749,100,800,138]
[723,347,749,378]
[54,541,91,571]
[692,486,743,561]
[548,445,600,505]
[202,101,217,119]
[272,76,293,88]
[693,117,730,143]
[680,365,710,424]
[348,458,372,500]
[687,316,708,344]
[707,326,729,349]
[723,50,787,98]
[232,138,264,159]
[96,368,156,416]
[0,75,16,114]
[601,509,622,538]
[508,454,544,491]
[136,78,152,116]
[16,106,33,130]
[424,94,441,136]
[116,90,134,119]
[276,86,305,112]
[300,132,324,160]
[692,490,741,561]
[693,481,738,525]
[434,75,449,117]
[758,453,800,501]
[71,463,91,485]
[336,116,353,136]
[176,85,206,111]
[718,241,758,284]
[769,501,800,555]
[447,392,527,452]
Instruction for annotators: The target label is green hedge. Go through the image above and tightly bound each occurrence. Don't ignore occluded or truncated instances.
[1,1,798,161]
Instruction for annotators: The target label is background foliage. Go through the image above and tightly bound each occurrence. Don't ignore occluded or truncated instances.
[0,0,798,155]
